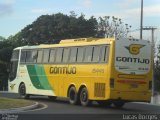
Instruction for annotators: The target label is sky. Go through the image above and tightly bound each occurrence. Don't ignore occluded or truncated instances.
[0,0,160,42]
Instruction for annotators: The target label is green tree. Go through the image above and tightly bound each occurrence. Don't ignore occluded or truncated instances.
[154,45,160,92]
[0,40,12,90]
[97,16,130,38]
[20,13,98,45]
[0,34,22,90]
[0,36,6,41]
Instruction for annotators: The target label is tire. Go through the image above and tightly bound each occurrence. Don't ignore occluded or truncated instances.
[80,87,90,106]
[113,101,125,108]
[19,83,30,99]
[97,101,112,107]
[48,96,57,100]
[68,86,78,105]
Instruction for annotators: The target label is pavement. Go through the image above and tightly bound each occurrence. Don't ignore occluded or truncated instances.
[0,91,39,113]
[0,91,160,114]
[0,102,39,113]
[151,94,160,105]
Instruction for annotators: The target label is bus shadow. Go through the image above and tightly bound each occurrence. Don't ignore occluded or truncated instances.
[28,96,148,113]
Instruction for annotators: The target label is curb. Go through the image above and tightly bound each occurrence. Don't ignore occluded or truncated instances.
[0,102,39,113]
[0,91,15,93]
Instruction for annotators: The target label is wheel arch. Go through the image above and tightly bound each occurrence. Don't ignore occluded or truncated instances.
[19,82,25,90]
[18,82,28,94]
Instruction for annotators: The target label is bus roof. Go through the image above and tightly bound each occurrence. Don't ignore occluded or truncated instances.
[14,38,115,50]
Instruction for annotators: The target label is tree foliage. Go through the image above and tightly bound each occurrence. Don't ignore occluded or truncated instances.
[0,39,13,90]
[97,16,130,38]
[154,45,160,92]
[0,36,6,41]
[20,13,98,45]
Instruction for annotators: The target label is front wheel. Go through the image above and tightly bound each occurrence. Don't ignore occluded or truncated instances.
[19,83,30,99]
[80,87,90,106]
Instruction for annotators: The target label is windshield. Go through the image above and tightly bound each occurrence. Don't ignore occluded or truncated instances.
[9,50,19,81]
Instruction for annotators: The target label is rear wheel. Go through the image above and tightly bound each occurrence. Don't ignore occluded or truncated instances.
[80,87,90,106]
[68,86,78,105]
[19,83,30,99]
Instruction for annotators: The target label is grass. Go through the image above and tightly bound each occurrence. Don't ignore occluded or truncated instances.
[0,97,34,109]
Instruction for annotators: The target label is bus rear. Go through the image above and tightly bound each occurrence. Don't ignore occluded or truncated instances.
[110,37,152,106]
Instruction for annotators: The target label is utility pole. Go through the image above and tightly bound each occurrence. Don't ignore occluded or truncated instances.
[140,0,143,39]
[143,27,157,56]
[143,26,157,104]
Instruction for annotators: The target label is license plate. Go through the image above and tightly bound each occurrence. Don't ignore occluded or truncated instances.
[130,84,138,88]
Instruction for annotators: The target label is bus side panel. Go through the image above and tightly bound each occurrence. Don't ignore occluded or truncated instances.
[44,64,70,97]
[63,64,111,100]
[24,64,55,96]
[9,64,55,96]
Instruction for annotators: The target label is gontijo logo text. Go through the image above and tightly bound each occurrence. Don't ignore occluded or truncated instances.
[116,44,150,64]
[125,44,145,55]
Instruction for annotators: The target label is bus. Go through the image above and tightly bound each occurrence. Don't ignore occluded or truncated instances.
[8,37,152,107]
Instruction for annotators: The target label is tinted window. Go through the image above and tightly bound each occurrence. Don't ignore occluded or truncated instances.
[9,61,18,81]
[26,50,37,63]
[25,51,32,63]
[100,46,108,62]
[43,49,50,63]
[9,50,19,81]
[49,49,56,63]
[55,48,63,63]
[37,50,43,63]
[84,46,93,62]
[70,47,77,62]
[92,46,100,62]
[20,51,26,63]
[62,48,70,63]
[77,47,84,62]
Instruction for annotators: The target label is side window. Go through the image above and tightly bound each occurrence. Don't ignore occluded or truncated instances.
[26,51,32,63]
[70,47,77,63]
[62,48,70,63]
[49,49,56,63]
[20,51,26,63]
[92,46,100,62]
[33,50,38,63]
[77,47,84,63]
[84,46,93,62]
[55,48,63,63]
[37,50,43,63]
[26,50,37,63]
[43,49,50,63]
[100,46,109,62]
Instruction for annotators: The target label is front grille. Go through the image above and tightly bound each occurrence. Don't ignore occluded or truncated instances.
[94,83,105,98]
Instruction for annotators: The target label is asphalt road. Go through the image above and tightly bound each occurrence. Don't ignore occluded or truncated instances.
[1,92,160,120]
